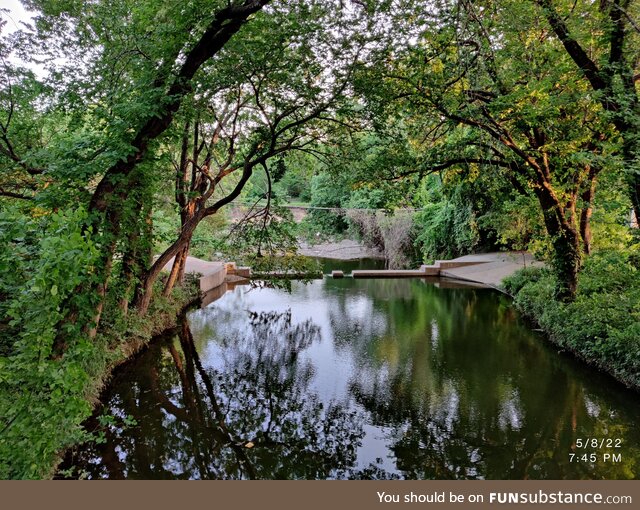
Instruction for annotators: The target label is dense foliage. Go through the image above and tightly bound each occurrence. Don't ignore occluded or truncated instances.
[504,249,640,389]
[1,0,638,478]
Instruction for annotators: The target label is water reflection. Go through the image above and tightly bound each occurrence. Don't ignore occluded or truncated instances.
[67,308,392,479]
[63,278,640,479]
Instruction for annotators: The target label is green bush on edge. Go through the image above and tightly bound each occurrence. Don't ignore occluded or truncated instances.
[503,251,640,389]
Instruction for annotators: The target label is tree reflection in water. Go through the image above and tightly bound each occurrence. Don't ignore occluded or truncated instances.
[62,279,640,480]
[65,310,392,479]
[329,283,640,480]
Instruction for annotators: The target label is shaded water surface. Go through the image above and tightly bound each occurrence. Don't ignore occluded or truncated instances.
[63,277,640,479]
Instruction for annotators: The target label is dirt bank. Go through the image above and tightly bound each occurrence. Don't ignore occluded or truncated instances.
[298,239,383,260]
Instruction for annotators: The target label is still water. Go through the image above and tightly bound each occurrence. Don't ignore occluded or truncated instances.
[62,270,640,479]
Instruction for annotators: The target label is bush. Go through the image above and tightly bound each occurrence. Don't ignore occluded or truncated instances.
[413,196,479,261]
[502,265,549,295]
[306,174,350,235]
[0,206,200,478]
[345,210,417,269]
[276,170,312,202]
[506,251,640,389]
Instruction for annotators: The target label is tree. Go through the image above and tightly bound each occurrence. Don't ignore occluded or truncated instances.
[356,0,616,299]
[131,0,376,312]
[533,0,640,222]
[0,0,376,476]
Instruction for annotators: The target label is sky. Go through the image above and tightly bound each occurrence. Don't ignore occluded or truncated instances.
[2,1,46,77]
[1,0,36,35]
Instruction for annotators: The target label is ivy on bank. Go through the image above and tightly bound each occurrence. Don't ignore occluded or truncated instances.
[0,205,200,479]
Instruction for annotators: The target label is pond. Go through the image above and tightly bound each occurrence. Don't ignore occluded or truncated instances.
[61,267,640,479]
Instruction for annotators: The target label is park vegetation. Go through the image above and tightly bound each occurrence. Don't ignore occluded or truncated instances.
[0,0,638,478]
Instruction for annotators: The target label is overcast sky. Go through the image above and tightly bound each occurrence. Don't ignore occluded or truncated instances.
[2,1,46,77]
[2,0,36,34]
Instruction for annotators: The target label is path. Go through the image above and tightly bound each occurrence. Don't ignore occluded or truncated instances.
[439,252,544,288]
[343,251,543,289]
[161,256,224,275]
[161,256,227,292]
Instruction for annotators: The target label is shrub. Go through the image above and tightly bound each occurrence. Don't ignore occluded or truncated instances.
[306,174,350,235]
[506,250,640,389]
[413,199,479,261]
[502,266,549,295]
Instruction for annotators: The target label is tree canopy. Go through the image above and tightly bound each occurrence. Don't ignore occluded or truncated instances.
[0,0,638,478]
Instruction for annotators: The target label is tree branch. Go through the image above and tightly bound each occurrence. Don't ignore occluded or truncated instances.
[535,0,608,91]
[89,0,273,215]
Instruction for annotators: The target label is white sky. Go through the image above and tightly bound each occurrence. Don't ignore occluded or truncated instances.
[1,0,36,34]
[2,1,46,77]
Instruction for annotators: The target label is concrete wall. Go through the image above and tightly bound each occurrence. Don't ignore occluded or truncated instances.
[199,265,226,293]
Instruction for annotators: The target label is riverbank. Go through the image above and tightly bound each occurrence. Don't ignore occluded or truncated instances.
[0,280,201,479]
[298,239,384,260]
[503,251,640,392]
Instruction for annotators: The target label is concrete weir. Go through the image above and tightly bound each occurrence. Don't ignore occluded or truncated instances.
[161,256,251,304]
[159,251,542,305]
[350,260,489,279]
[346,252,543,288]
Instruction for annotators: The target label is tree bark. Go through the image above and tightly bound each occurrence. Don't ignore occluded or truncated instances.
[176,244,189,283]
[163,239,191,297]
[134,210,204,314]
[533,181,582,301]
[579,166,598,255]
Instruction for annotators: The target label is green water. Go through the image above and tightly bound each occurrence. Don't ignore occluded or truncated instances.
[62,276,640,479]
[317,257,386,274]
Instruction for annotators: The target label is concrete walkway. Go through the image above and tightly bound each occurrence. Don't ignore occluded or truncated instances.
[440,252,544,288]
[161,256,224,275]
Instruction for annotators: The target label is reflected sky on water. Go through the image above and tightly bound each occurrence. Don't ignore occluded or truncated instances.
[62,276,640,479]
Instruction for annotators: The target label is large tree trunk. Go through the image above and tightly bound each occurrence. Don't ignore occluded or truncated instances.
[119,204,147,315]
[176,244,189,283]
[88,261,112,339]
[69,1,272,343]
[533,182,582,301]
[158,190,196,298]
[119,245,137,316]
